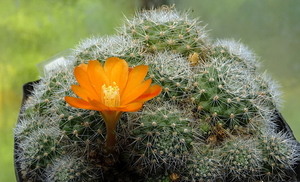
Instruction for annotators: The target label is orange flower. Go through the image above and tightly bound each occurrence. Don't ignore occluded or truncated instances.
[65,57,162,149]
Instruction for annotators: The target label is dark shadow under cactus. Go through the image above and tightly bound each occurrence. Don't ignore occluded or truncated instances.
[15,81,300,182]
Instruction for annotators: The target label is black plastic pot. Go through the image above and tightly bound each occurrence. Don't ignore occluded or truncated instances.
[15,80,41,182]
[14,81,300,182]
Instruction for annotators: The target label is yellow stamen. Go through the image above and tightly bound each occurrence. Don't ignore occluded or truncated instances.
[102,82,120,107]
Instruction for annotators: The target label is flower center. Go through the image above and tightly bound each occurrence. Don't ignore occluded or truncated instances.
[102,82,120,107]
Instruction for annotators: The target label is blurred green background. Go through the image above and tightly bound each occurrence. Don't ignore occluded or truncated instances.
[0,0,299,181]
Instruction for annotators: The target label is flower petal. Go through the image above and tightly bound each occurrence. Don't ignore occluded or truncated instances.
[78,63,88,71]
[132,84,162,103]
[118,102,144,112]
[71,85,97,101]
[87,98,110,111]
[65,96,100,111]
[104,57,128,92]
[121,79,152,105]
[74,65,98,98]
[87,60,109,98]
[121,64,148,97]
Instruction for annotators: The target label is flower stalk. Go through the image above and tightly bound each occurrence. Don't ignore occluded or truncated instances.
[100,110,122,149]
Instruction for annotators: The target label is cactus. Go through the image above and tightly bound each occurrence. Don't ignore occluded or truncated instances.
[15,6,300,182]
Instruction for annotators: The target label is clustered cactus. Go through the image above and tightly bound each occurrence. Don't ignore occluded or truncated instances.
[15,6,300,182]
